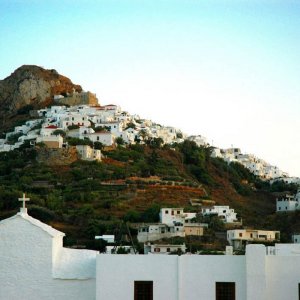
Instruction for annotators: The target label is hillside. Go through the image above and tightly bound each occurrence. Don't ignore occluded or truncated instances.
[0,140,297,251]
[0,65,298,252]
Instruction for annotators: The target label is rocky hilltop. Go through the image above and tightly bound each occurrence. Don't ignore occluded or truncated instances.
[0,65,98,130]
[0,65,82,112]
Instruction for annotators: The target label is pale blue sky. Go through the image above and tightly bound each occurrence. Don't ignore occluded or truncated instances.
[0,0,299,176]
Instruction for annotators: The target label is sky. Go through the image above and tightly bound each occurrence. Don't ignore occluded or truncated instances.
[0,0,299,176]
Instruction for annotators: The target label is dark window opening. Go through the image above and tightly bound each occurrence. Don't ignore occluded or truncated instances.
[134,281,153,300]
[216,282,235,300]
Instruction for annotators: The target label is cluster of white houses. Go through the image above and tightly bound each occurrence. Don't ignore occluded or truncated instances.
[1,100,295,181]
[211,147,294,181]
[0,104,188,159]
[1,200,300,300]
[137,208,203,254]
[136,205,256,253]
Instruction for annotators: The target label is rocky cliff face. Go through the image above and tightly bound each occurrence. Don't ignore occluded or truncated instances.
[0,65,83,116]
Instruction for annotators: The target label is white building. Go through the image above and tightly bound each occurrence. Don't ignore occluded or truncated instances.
[137,224,185,243]
[60,114,91,130]
[276,190,300,212]
[159,208,185,225]
[227,229,280,250]
[98,243,300,300]
[2,200,300,300]
[40,125,60,136]
[144,242,186,254]
[187,135,208,146]
[0,197,96,300]
[95,235,115,243]
[202,205,238,223]
[76,145,101,161]
[89,132,114,146]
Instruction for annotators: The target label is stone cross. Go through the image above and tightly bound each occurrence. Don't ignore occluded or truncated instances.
[18,193,30,213]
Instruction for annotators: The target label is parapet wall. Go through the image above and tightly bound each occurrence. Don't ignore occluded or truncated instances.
[55,92,99,106]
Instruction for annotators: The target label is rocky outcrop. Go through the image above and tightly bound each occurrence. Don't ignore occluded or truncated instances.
[36,146,79,166]
[55,91,98,107]
[0,65,83,115]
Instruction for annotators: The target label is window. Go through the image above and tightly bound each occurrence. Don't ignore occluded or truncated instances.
[165,210,169,214]
[239,233,243,237]
[216,282,235,300]
[177,210,180,214]
[154,248,160,252]
[167,248,170,252]
[134,281,153,300]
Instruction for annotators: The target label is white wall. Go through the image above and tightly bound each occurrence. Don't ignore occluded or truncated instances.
[0,216,96,300]
[180,255,246,300]
[96,255,178,300]
[96,254,246,300]
[266,255,300,300]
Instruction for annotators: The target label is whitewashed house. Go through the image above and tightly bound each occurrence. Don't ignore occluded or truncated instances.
[137,224,185,243]
[271,176,300,185]
[40,125,60,136]
[227,229,280,250]
[138,209,202,242]
[95,235,115,243]
[98,121,122,134]
[187,135,208,146]
[202,205,238,223]
[60,114,91,130]
[0,198,97,300]
[276,190,300,212]
[89,132,114,146]
[144,242,186,254]
[76,145,101,161]
[159,208,185,226]
[183,212,197,223]
[101,104,121,113]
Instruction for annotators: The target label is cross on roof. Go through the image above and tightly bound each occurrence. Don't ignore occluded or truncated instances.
[18,193,30,213]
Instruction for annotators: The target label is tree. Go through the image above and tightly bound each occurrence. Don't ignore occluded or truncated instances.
[67,124,80,130]
[147,137,164,149]
[94,126,110,132]
[67,137,93,146]
[141,204,160,222]
[123,210,141,222]
[52,129,66,137]
[138,129,149,142]
[176,132,183,139]
[94,141,104,150]
[125,122,136,130]
[115,137,125,146]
